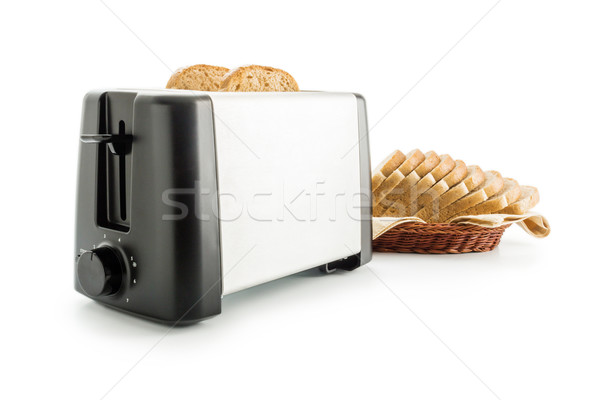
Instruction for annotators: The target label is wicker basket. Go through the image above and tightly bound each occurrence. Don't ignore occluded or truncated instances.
[372,222,510,254]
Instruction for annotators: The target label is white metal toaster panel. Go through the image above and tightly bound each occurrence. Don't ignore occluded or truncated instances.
[209,92,362,295]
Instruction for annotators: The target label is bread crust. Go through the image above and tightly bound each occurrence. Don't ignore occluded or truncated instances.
[415,160,467,211]
[219,65,299,92]
[382,172,417,216]
[430,154,456,181]
[375,150,427,216]
[372,170,405,208]
[401,155,455,216]
[413,151,441,177]
[415,165,484,221]
[498,185,539,214]
[433,171,503,223]
[382,151,440,217]
[374,150,406,176]
[444,177,520,221]
[398,149,426,176]
[372,150,406,191]
[373,149,426,216]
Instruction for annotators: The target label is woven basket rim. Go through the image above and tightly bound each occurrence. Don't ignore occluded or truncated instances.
[373,222,509,254]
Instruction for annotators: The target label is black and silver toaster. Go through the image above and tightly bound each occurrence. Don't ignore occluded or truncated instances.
[75,89,372,324]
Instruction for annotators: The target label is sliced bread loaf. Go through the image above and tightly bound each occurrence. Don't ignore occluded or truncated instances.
[415,165,484,221]
[443,178,520,222]
[416,160,467,211]
[413,151,441,177]
[166,64,230,91]
[372,169,405,208]
[402,154,455,216]
[497,185,539,215]
[397,149,426,176]
[384,149,426,177]
[381,151,442,217]
[372,150,406,192]
[373,149,427,216]
[220,65,299,92]
[432,171,504,223]
[377,170,421,217]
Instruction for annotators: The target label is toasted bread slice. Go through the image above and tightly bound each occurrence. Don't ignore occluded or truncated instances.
[166,64,229,91]
[497,185,539,215]
[219,65,299,92]
[432,171,504,223]
[381,151,441,217]
[415,165,484,221]
[444,178,520,221]
[373,150,426,216]
[416,160,467,211]
[372,150,406,192]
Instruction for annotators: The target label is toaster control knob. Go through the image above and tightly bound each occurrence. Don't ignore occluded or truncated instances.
[77,247,123,297]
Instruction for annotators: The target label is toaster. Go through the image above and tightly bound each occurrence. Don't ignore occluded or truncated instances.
[75,89,372,324]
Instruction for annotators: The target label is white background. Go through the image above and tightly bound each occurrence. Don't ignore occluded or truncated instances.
[0,0,598,399]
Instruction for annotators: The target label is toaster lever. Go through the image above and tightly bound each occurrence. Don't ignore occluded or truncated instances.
[80,133,113,143]
[80,133,132,155]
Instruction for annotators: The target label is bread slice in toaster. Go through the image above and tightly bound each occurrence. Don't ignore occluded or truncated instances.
[166,64,230,91]
[372,150,406,192]
[220,65,299,92]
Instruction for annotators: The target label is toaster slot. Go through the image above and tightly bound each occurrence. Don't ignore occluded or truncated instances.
[97,123,131,231]
[95,93,135,233]
[107,121,130,223]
